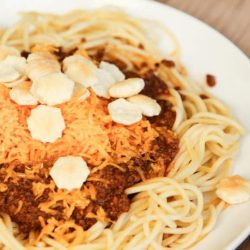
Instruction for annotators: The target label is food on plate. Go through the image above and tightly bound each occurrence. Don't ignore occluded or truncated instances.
[216,175,250,204]
[0,8,246,250]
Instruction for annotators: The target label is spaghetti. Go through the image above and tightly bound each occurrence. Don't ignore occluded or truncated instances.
[0,8,244,250]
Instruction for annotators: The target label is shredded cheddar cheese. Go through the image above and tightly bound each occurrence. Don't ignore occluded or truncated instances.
[32,182,52,199]
[86,207,107,223]
[14,200,23,215]
[0,85,158,166]
[37,217,87,246]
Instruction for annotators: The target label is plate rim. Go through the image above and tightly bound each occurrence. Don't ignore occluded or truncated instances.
[0,0,250,249]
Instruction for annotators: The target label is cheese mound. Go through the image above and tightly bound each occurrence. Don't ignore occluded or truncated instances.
[0,85,158,166]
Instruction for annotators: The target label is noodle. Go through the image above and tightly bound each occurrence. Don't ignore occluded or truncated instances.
[0,8,244,250]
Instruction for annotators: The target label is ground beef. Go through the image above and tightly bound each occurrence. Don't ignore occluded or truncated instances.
[53,47,78,62]
[161,59,176,68]
[72,204,98,230]
[141,71,169,98]
[200,94,209,99]
[89,48,105,63]
[20,50,30,58]
[149,100,176,129]
[95,184,130,221]
[124,70,171,100]
[153,131,179,170]
[73,166,132,228]
[126,168,142,187]
[206,74,216,87]
[124,70,140,79]
[0,180,52,233]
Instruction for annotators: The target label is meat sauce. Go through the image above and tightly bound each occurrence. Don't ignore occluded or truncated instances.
[0,61,179,234]
[161,59,176,68]
[0,166,61,233]
[206,74,216,87]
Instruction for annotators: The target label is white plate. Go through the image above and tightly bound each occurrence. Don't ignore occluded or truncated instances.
[1,0,250,249]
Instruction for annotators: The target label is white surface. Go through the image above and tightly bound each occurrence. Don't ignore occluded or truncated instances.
[1,0,250,249]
